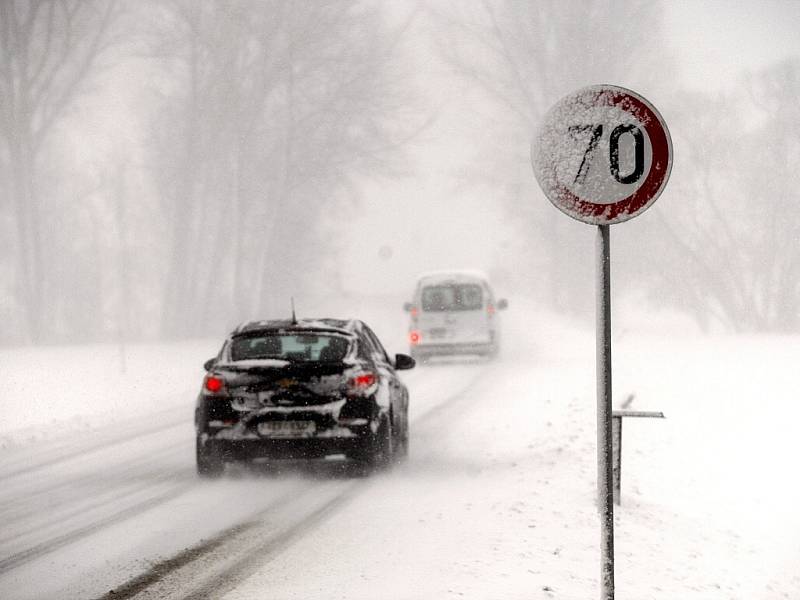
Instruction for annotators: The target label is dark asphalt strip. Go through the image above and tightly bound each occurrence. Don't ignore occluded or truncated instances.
[92,483,334,600]
[96,521,256,600]
[179,488,357,600]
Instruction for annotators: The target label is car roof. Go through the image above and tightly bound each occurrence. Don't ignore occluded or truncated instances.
[231,318,357,337]
[415,269,490,286]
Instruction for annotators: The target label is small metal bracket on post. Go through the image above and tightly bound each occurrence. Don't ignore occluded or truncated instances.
[611,410,665,505]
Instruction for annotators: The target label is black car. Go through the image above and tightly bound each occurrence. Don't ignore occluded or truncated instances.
[195,318,415,477]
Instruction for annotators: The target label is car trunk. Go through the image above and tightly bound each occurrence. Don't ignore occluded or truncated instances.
[219,361,354,408]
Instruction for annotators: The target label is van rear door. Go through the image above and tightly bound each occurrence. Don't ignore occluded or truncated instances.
[417,283,490,345]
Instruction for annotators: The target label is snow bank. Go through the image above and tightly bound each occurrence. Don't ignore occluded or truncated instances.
[0,339,219,448]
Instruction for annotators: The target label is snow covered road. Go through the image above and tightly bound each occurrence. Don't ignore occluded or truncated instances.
[1,306,799,599]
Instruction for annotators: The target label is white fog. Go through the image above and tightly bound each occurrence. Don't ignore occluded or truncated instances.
[1,1,799,599]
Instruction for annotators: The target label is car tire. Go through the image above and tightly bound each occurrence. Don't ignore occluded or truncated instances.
[196,436,224,478]
[375,416,394,468]
[351,416,393,472]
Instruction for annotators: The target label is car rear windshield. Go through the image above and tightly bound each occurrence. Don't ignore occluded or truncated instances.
[421,284,483,312]
[230,333,351,362]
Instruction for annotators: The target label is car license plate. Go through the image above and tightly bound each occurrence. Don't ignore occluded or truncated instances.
[257,420,316,438]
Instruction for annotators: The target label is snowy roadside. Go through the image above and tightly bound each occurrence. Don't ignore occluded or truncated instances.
[0,339,219,449]
[612,333,800,598]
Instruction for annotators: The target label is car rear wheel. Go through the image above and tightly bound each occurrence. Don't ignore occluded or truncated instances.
[196,436,224,478]
[350,416,393,472]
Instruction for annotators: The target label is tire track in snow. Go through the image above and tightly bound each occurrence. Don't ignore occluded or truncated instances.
[95,480,358,600]
[0,480,194,575]
[0,464,189,548]
[0,438,189,523]
[179,483,356,600]
[0,415,187,481]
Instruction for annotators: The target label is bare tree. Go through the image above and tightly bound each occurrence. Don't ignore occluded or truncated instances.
[0,0,121,341]
[145,0,418,336]
[649,61,800,332]
[429,0,673,313]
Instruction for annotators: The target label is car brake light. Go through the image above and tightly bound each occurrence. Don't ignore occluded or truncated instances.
[204,375,225,393]
[352,372,376,387]
[410,306,418,318]
[409,330,420,345]
[348,371,377,394]
[487,304,496,315]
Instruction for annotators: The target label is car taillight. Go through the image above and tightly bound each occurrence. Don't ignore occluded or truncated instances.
[204,375,226,393]
[487,304,496,316]
[409,330,420,345]
[348,371,377,395]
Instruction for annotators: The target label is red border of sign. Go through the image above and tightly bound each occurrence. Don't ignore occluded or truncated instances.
[542,86,671,224]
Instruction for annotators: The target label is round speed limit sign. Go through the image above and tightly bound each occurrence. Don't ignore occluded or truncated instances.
[531,85,672,225]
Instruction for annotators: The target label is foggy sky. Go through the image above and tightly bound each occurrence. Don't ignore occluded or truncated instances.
[3,0,800,342]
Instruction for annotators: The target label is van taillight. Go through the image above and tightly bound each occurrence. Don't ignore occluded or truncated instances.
[409,330,420,345]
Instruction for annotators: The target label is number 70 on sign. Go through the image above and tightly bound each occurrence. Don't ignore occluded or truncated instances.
[569,124,644,186]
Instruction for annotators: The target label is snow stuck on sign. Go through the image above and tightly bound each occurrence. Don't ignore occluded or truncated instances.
[531,85,672,225]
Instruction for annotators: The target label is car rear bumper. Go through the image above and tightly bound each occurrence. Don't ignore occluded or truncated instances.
[412,342,496,356]
[206,435,366,461]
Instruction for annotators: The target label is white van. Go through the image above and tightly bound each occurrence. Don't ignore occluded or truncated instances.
[403,271,508,360]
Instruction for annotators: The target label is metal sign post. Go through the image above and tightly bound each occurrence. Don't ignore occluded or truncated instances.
[596,223,614,597]
[531,85,672,600]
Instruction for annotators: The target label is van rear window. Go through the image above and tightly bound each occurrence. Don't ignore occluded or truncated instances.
[421,284,483,311]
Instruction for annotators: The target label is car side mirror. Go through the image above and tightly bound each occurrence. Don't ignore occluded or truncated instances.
[203,358,217,371]
[403,302,414,312]
[497,298,508,310]
[394,353,415,370]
